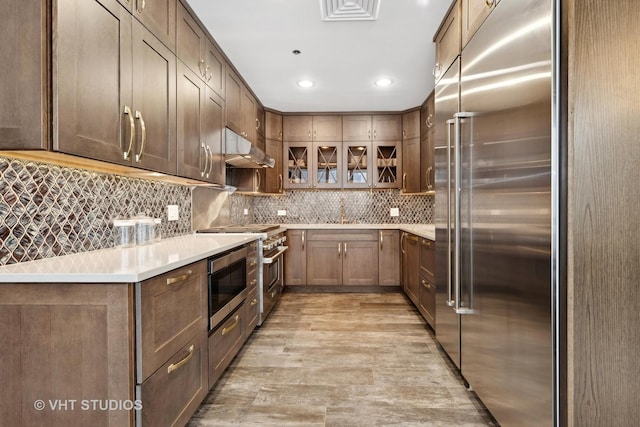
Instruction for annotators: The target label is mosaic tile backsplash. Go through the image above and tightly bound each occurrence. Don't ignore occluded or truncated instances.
[253,190,433,224]
[0,156,192,265]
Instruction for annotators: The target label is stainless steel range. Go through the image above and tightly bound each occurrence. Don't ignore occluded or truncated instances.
[196,225,287,325]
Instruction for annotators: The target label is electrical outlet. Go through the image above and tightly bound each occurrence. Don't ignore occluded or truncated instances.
[390,208,399,217]
[243,208,249,216]
[167,205,179,221]
[277,209,287,216]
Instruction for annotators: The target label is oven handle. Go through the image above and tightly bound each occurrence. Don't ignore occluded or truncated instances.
[262,246,288,264]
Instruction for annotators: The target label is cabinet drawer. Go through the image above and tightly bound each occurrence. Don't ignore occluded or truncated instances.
[244,289,259,337]
[419,238,435,282]
[137,260,207,382]
[418,275,436,329]
[208,304,245,387]
[307,230,377,242]
[137,334,207,427]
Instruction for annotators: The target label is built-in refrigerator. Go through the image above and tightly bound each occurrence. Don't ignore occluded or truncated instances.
[434,0,557,425]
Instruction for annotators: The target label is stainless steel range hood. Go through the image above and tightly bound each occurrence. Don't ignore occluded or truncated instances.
[224,128,275,168]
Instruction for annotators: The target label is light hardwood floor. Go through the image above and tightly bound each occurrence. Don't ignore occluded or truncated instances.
[188,292,497,426]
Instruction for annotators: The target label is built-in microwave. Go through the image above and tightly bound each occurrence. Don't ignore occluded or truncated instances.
[208,246,248,331]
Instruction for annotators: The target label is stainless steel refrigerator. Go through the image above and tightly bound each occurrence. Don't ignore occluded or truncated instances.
[434,0,557,425]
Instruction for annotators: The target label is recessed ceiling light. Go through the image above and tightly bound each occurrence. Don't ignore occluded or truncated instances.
[375,78,393,87]
[297,80,314,88]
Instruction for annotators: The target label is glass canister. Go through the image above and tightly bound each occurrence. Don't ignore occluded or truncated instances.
[113,219,136,247]
[135,217,156,245]
[153,218,162,242]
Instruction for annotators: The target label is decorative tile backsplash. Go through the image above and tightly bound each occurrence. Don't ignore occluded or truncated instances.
[0,156,191,265]
[252,190,433,224]
[0,154,432,266]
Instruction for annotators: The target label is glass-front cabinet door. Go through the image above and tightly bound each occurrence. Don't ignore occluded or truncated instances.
[373,141,402,189]
[284,141,312,188]
[313,142,341,188]
[343,142,372,188]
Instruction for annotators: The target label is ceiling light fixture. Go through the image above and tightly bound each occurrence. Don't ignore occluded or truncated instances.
[297,80,315,88]
[375,78,393,87]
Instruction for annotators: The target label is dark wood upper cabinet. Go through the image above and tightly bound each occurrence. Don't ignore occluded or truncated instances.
[204,87,225,185]
[402,110,420,140]
[56,0,177,174]
[241,90,257,143]
[283,115,342,142]
[132,0,176,52]
[176,3,225,99]
[461,0,496,48]
[177,62,205,180]
[131,21,177,174]
[420,91,435,193]
[402,110,421,193]
[225,68,243,134]
[265,111,283,141]
[372,115,402,141]
[55,0,134,165]
[0,0,49,149]
[256,104,265,139]
[342,115,373,141]
[433,0,461,81]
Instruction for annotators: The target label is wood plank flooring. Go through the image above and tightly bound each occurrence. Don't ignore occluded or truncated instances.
[188,292,497,426]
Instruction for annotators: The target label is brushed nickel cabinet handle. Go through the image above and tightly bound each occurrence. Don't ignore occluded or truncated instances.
[206,145,214,177]
[279,174,283,192]
[373,130,377,139]
[402,173,407,191]
[222,315,239,335]
[368,129,371,139]
[256,117,260,131]
[344,242,347,257]
[421,239,432,247]
[338,242,341,256]
[278,130,282,140]
[249,260,257,268]
[134,111,146,162]
[432,63,441,79]
[308,130,311,139]
[256,169,262,191]
[249,279,257,286]
[167,344,194,374]
[485,0,495,7]
[400,232,406,254]
[407,235,418,242]
[166,270,193,286]
[421,280,431,290]
[403,129,406,138]
[200,143,209,177]
[205,65,212,82]
[123,105,135,160]
[301,231,305,250]
[136,0,145,14]
[379,231,383,251]
[250,298,258,306]
[198,59,206,77]
[313,129,317,139]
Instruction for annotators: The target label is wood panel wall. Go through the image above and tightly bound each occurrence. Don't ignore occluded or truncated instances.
[566,0,640,425]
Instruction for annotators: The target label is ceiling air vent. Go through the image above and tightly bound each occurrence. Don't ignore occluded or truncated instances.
[320,0,381,21]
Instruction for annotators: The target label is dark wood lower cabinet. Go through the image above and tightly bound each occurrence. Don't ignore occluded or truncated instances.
[401,232,419,305]
[305,230,378,286]
[285,230,307,286]
[208,304,245,388]
[137,334,207,427]
[418,274,436,329]
[0,283,134,427]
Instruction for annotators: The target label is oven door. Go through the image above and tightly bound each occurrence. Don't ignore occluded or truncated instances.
[261,246,288,318]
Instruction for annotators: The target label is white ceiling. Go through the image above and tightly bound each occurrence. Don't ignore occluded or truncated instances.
[187,0,452,113]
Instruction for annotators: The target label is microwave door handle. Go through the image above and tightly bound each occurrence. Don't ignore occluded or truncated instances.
[262,246,288,264]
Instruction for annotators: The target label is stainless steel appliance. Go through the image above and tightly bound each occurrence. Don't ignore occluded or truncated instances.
[196,224,287,325]
[207,245,248,331]
[434,0,557,425]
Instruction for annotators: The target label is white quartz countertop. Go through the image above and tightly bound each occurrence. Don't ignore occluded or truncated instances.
[283,224,435,240]
[0,234,259,283]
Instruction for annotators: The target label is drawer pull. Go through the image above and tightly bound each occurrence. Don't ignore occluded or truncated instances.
[250,298,258,306]
[421,280,431,290]
[407,235,418,242]
[166,270,192,286]
[249,260,257,268]
[249,279,257,286]
[222,315,239,336]
[421,240,432,247]
[167,344,194,374]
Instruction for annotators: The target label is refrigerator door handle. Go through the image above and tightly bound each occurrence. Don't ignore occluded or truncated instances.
[446,118,455,308]
[454,112,476,315]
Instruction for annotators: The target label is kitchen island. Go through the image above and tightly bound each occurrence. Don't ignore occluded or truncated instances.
[0,233,259,427]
